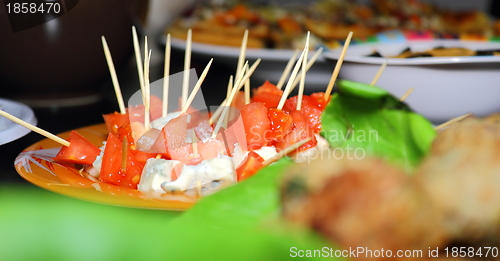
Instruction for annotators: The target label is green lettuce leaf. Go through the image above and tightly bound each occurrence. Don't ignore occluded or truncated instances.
[0,178,338,261]
[321,80,436,172]
[170,159,293,231]
[164,159,342,260]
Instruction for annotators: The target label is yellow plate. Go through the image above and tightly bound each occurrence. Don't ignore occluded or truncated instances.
[14,124,198,210]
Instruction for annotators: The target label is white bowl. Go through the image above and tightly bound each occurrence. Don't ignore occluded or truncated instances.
[0,98,37,145]
[169,37,332,91]
[324,40,500,123]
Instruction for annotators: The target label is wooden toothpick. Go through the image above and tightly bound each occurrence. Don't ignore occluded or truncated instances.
[101,36,126,114]
[132,26,145,92]
[181,58,214,114]
[324,32,353,102]
[121,137,128,172]
[290,47,323,91]
[243,64,251,105]
[163,33,171,117]
[0,110,69,147]
[297,32,310,111]
[209,74,237,125]
[277,49,300,90]
[212,59,261,138]
[370,60,387,86]
[191,129,199,158]
[236,30,248,81]
[399,88,414,102]
[277,47,307,110]
[143,49,152,129]
[182,29,193,108]
[435,113,472,131]
[262,138,311,166]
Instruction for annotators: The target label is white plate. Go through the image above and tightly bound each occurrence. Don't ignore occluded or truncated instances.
[0,98,37,145]
[323,40,500,123]
[325,39,500,65]
[169,37,332,91]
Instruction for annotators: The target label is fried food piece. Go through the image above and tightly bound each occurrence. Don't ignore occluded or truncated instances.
[304,18,377,40]
[441,11,491,35]
[168,20,266,48]
[416,117,500,244]
[281,157,446,260]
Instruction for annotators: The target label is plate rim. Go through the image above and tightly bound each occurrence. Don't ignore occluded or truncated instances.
[168,35,327,62]
[14,123,197,210]
[0,98,37,146]
[323,39,500,65]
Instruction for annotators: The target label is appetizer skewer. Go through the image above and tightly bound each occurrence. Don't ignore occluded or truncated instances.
[5,27,455,199]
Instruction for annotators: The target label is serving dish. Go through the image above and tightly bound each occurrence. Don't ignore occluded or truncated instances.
[14,124,198,210]
[0,98,37,145]
[169,36,332,91]
[324,39,500,123]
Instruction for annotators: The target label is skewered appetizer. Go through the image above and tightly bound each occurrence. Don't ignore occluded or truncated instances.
[3,28,356,199]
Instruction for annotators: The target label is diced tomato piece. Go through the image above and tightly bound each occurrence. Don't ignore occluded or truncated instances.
[127,94,164,124]
[99,134,144,189]
[119,152,143,189]
[194,119,213,142]
[136,128,161,152]
[103,112,130,135]
[128,104,146,124]
[275,110,317,154]
[310,92,329,109]
[152,114,190,159]
[284,95,323,133]
[214,108,247,155]
[131,150,159,165]
[197,138,226,160]
[150,130,168,156]
[266,108,293,142]
[149,95,163,121]
[231,91,246,112]
[236,151,264,181]
[240,102,271,150]
[117,123,135,149]
[99,134,123,186]
[54,131,101,165]
[251,81,283,108]
[186,109,210,130]
[130,122,148,144]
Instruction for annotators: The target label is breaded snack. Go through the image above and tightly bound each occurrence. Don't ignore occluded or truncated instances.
[281,157,447,260]
[416,117,500,245]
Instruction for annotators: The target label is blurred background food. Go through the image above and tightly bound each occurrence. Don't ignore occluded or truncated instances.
[166,0,498,50]
[280,115,500,260]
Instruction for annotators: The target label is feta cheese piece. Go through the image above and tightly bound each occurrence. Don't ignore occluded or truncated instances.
[253,146,278,161]
[90,142,106,177]
[138,158,181,193]
[161,156,236,193]
[232,143,248,168]
[150,111,182,130]
[161,165,197,193]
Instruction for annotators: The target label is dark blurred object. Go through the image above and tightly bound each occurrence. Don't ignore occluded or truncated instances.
[490,0,500,19]
[0,0,144,107]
